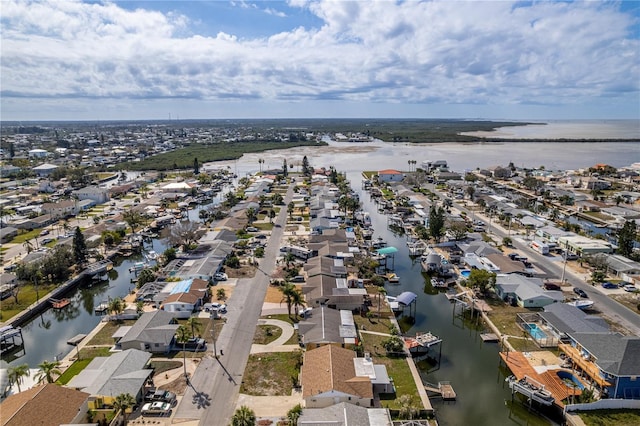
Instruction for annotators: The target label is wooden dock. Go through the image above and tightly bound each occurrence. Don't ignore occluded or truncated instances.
[424,381,456,401]
[480,333,499,342]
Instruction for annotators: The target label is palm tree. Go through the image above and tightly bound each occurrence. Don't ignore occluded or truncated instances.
[287,201,295,219]
[186,316,202,338]
[377,286,387,317]
[231,405,256,426]
[287,404,303,425]
[7,364,30,392]
[268,209,276,224]
[108,297,124,317]
[175,325,192,379]
[113,392,136,424]
[35,360,61,383]
[291,288,306,318]
[279,283,297,317]
[23,239,34,254]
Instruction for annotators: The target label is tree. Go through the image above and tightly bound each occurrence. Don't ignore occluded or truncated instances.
[113,393,136,424]
[377,286,387,317]
[175,325,192,379]
[268,209,276,224]
[429,205,446,242]
[231,405,256,426]
[291,288,306,318]
[398,394,419,420]
[164,220,201,249]
[272,193,284,205]
[302,155,310,176]
[193,157,200,175]
[617,220,637,258]
[245,207,257,225]
[287,404,303,425]
[108,297,125,316]
[448,221,468,241]
[381,335,404,353]
[282,159,288,177]
[279,283,298,317]
[122,210,145,234]
[287,202,295,219]
[466,269,497,295]
[186,316,202,338]
[466,185,476,200]
[7,364,30,392]
[35,360,61,383]
[72,226,87,265]
[216,288,226,301]
[136,268,155,287]
[162,247,177,265]
[23,239,35,254]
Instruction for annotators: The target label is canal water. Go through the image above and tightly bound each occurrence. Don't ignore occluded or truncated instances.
[356,181,555,426]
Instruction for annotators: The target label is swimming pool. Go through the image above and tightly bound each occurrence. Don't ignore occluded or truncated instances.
[524,323,548,340]
[556,370,585,390]
[460,270,471,278]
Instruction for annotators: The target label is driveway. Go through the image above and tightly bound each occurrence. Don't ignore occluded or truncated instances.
[250,318,299,354]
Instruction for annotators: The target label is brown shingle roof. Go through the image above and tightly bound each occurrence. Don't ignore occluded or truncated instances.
[0,383,89,426]
[301,344,372,399]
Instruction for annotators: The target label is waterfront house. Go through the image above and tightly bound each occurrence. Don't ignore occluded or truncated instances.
[66,349,152,405]
[538,303,609,340]
[377,169,404,183]
[559,333,640,399]
[297,307,358,349]
[298,402,393,426]
[301,345,374,409]
[495,275,563,308]
[114,311,179,353]
[0,383,90,426]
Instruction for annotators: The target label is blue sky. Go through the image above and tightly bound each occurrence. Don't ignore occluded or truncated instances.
[1,0,639,121]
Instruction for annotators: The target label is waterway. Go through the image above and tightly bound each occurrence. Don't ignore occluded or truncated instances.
[3,133,638,423]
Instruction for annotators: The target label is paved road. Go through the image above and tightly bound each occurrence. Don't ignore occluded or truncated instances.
[173,183,295,425]
[451,199,640,337]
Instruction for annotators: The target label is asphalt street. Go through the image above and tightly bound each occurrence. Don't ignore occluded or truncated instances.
[173,183,295,425]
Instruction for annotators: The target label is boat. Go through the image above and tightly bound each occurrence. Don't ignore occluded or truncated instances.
[386,273,400,283]
[146,250,158,260]
[50,298,71,309]
[566,299,594,310]
[129,262,146,273]
[371,237,387,249]
[95,301,109,314]
[506,375,555,406]
[431,277,448,288]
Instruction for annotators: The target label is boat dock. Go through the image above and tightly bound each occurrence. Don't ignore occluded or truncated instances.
[424,381,457,401]
[480,333,499,342]
[67,333,87,346]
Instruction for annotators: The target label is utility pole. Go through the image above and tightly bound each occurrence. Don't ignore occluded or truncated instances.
[211,314,218,358]
[560,252,568,283]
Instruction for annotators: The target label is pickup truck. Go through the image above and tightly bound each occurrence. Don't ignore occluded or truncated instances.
[144,389,176,404]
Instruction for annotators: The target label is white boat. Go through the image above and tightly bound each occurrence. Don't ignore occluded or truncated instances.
[146,250,158,260]
[566,299,594,310]
[386,273,400,283]
[431,277,448,288]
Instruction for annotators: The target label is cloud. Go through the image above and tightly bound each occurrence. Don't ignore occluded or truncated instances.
[1,0,638,119]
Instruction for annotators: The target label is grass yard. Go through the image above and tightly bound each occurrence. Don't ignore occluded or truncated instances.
[579,410,640,426]
[57,358,92,385]
[78,346,112,359]
[240,351,303,396]
[149,360,183,376]
[10,229,41,244]
[87,320,136,346]
[0,283,58,322]
[253,324,283,345]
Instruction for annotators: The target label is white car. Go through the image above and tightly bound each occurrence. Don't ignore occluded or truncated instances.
[214,272,228,281]
[204,302,227,313]
[623,284,637,292]
[141,401,171,416]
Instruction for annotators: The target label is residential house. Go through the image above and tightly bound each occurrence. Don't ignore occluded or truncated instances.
[73,185,110,204]
[32,163,58,177]
[297,307,358,350]
[28,149,49,158]
[114,310,179,353]
[495,275,563,308]
[298,402,391,425]
[0,226,18,244]
[301,345,374,409]
[377,169,404,183]
[0,384,90,426]
[559,333,640,399]
[66,349,153,412]
[303,275,366,311]
[41,200,79,219]
[557,235,615,256]
[160,278,209,318]
[538,303,609,341]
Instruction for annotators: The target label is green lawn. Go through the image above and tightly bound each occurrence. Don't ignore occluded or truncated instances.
[0,283,58,322]
[57,358,92,385]
[87,320,136,346]
[10,229,41,244]
[579,410,640,426]
[253,324,283,345]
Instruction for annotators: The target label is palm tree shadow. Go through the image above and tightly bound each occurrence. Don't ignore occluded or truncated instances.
[187,379,212,409]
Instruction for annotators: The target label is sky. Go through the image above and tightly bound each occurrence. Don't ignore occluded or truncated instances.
[1,0,639,121]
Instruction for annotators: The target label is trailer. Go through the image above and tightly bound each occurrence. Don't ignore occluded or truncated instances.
[280,245,312,260]
[530,240,549,255]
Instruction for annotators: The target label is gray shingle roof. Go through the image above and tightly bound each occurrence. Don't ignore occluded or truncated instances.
[572,333,640,376]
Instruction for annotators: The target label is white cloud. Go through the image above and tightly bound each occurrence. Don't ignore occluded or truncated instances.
[1,0,638,119]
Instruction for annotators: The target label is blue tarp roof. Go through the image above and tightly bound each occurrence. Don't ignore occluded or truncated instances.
[397,291,417,306]
[377,246,398,255]
[170,278,193,294]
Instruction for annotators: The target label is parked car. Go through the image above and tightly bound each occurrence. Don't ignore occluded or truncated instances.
[141,401,171,416]
[254,234,267,239]
[246,226,259,232]
[182,337,207,352]
[39,229,50,236]
[601,281,618,289]
[144,389,176,404]
[203,302,227,313]
[290,275,305,283]
[214,272,228,281]
[299,307,313,318]
[573,287,588,298]
[623,284,637,292]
